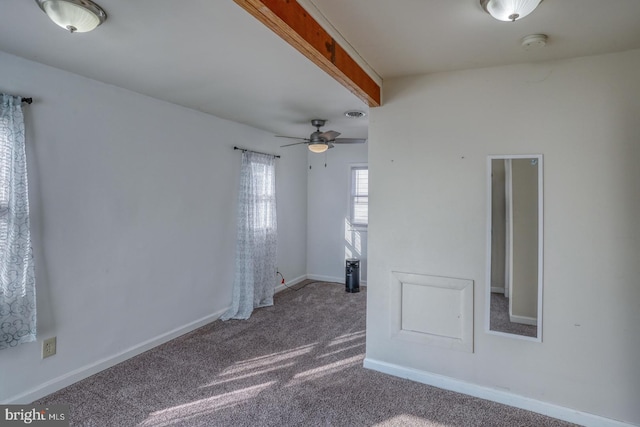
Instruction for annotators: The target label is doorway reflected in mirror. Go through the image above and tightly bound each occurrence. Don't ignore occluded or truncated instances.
[486,155,543,341]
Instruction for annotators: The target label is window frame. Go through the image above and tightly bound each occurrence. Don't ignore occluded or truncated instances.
[250,158,277,232]
[349,164,368,228]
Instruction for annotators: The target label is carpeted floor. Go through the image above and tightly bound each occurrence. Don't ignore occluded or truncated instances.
[490,292,538,337]
[35,281,575,426]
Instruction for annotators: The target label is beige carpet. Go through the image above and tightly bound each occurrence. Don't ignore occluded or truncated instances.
[35,281,576,426]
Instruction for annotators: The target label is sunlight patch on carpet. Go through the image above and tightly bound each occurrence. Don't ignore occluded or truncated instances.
[288,354,363,385]
[327,330,366,347]
[226,343,317,373]
[200,362,298,388]
[316,342,365,359]
[140,381,277,427]
[373,414,450,426]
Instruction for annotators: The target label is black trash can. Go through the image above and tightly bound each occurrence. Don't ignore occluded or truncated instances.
[345,259,360,293]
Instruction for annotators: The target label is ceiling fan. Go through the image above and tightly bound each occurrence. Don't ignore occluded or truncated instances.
[277,119,367,153]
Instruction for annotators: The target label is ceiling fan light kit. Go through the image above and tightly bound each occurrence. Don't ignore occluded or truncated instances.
[36,0,107,33]
[308,143,329,153]
[480,0,543,22]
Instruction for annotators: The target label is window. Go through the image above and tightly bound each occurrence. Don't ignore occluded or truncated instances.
[222,150,277,320]
[249,156,276,232]
[350,166,368,226]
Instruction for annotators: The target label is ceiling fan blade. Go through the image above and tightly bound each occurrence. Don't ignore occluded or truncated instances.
[280,141,308,147]
[275,135,309,141]
[319,130,341,141]
[327,142,335,149]
[333,138,367,144]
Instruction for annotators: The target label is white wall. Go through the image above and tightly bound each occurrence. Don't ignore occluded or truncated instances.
[0,51,307,403]
[307,143,368,284]
[366,49,640,425]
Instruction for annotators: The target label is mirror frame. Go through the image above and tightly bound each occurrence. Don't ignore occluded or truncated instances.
[485,154,543,342]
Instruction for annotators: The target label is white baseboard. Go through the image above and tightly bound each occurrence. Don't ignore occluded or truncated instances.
[307,274,344,284]
[307,274,367,286]
[7,274,323,403]
[275,274,307,293]
[510,314,537,326]
[6,308,229,404]
[491,286,505,293]
[363,358,634,427]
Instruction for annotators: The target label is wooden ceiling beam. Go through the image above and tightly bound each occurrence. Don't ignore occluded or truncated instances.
[234,0,381,107]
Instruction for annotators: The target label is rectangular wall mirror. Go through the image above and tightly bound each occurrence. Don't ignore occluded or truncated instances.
[485,154,543,341]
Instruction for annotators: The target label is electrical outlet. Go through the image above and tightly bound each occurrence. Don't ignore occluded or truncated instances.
[42,337,57,359]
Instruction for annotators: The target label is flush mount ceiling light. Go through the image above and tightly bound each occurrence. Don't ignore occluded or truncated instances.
[480,0,543,22]
[308,142,329,153]
[36,0,107,33]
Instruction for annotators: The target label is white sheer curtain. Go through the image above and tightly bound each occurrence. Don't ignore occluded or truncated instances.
[0,94,36,349]
[222,151,277,320]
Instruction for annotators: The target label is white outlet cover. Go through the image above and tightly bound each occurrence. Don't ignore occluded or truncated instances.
[42,337,57,359]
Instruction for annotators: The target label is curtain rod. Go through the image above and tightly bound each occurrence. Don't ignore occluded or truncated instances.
[233,146,280,159]
[1,94,33,104]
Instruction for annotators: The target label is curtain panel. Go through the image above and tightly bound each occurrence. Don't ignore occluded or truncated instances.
[0,94,36,350]
[222,151,277,320]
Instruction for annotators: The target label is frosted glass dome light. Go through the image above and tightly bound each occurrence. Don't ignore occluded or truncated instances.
[36,0,107,33]
[480,0,543,22]
[308,143,329,153]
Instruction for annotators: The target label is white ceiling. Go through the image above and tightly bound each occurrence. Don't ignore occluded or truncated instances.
[1,0,639,141]
[308,0,640,78]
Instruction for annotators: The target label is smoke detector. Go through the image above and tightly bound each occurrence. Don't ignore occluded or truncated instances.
[521,34,548,50]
